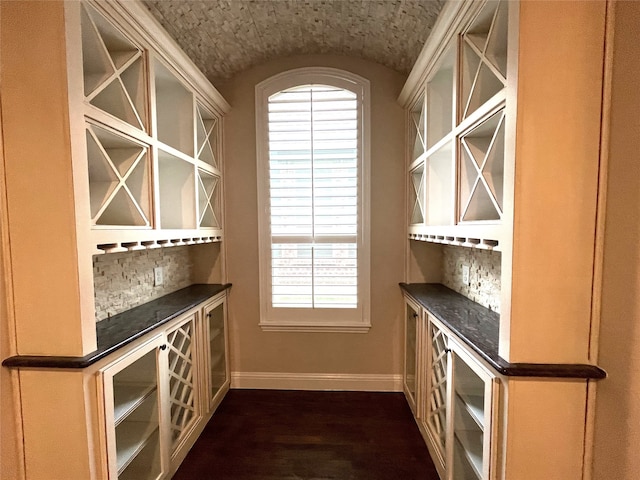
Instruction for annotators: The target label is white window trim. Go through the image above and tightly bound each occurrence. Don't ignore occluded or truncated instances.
[255,67,371,333]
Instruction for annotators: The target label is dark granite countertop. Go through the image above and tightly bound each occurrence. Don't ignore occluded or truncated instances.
[3,283,231,369]
[400,283,605,379]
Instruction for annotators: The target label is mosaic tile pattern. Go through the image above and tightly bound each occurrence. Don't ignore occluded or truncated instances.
[143,0,445,83]
[442,246,501,313]
[94,247,194,321]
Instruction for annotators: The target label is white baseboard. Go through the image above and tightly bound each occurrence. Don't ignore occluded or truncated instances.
[230,371,403,392]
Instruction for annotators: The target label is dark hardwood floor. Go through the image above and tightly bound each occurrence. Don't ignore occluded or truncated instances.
[173,389,440,480]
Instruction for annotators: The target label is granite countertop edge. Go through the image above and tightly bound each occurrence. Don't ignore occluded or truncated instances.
[399,283,606,380]
[2,283,232,369]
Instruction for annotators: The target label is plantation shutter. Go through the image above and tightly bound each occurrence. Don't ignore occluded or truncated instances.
[267,85,358,308]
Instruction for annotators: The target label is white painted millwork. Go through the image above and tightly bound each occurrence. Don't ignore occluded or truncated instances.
[403,297,499,480]
[98,292,230,479]
[401,0,610,477]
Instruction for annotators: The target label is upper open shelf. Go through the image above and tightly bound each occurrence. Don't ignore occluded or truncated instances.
[81,4,148,131]
[459,109,505,222]
[196,103,220,170]
[86,124,151,228]
[460,1,508,121]
[426,45,455,150]
[197,170,221,228]
[154,60,195,157]
[411,96,426,163]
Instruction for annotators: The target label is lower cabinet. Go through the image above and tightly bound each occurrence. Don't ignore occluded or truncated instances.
[403,297,499,480]
[100,292,229,479]
[448,340,498,480]
[203,297,230,411]
[403,298,421,415]
[100,335,169,480]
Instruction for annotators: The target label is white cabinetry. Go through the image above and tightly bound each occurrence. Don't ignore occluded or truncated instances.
[403,0,507,248]
[79,1,229,252]
[99,292,230,479]
[402,0,609,474]
[404,298,498,480]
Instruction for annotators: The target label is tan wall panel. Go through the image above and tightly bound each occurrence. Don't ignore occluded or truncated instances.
[218,55,406,377]
[0,1,91,355]
[19,370,94,479]
[592,1,640,478]
[503,379,588,479]
[506,0,606,363]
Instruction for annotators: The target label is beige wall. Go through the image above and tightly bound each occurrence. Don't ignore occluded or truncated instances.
[218,55,406,377]
[1,5,23,469]
[592,1,640,478]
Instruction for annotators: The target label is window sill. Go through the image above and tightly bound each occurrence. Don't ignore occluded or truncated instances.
[259,321,371,333]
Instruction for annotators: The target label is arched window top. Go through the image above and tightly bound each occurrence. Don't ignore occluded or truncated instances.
[256,66,369,100]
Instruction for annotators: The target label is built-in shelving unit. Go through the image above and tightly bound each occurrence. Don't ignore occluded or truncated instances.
[401,0,509,249]
[78,2,229,254]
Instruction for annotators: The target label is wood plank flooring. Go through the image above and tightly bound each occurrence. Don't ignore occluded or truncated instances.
[173,389,440,480]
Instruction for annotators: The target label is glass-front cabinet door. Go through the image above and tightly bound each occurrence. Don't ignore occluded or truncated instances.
[403,298,421,416]
[203,296,229,412]
[100,335,169,480]
[448,340,499,480]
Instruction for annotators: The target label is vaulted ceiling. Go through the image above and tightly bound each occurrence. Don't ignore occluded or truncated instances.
[143,0,445,85]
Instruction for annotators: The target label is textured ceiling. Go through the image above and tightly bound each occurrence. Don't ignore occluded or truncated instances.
[143,0,445,84]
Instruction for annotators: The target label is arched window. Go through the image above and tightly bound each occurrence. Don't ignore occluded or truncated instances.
[255,67,370,332]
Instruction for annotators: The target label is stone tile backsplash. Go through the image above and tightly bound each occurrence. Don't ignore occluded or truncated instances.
[442,246,501,313]
[93,247,194,321]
